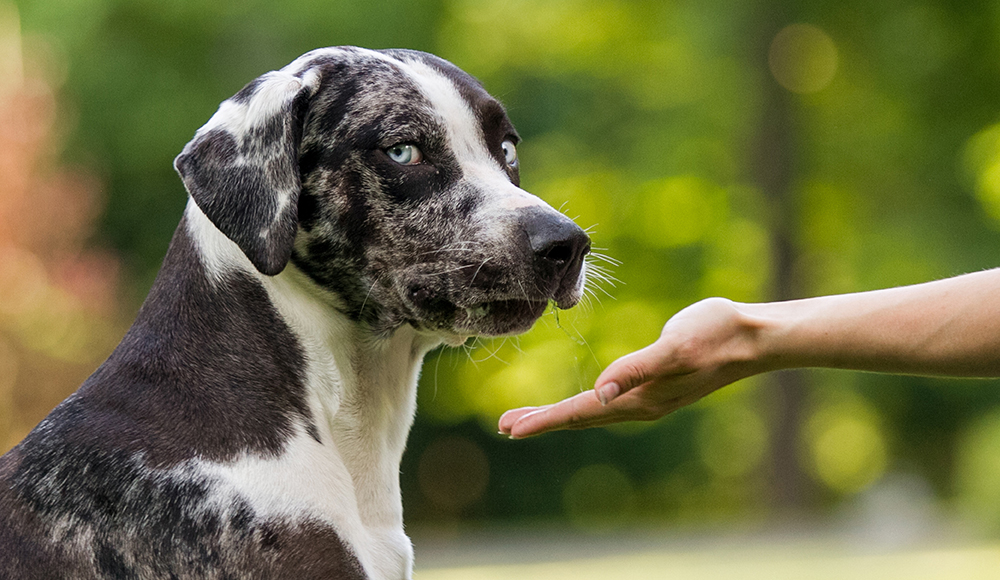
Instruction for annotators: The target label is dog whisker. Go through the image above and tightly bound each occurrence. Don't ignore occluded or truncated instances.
[516,279,531,304]
[587,279,617,300]
[359,273,382,318]
[468,257,491,289]
[509,335,524,355]
[426,263,478,276]
[415,248,476,257]
[577,288,598,314]
[469,337,511,365]
[415,242,482,258]
[586,266,621,288]
[588,251,622,266]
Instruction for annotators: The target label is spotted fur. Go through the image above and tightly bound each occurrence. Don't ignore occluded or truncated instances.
[0,46,589,579]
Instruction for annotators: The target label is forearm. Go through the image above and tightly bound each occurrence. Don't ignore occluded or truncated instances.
[741,269,1000,377]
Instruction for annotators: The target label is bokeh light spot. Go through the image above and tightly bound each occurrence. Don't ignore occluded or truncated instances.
[805,396,887,494]
[768,24,838,94]
[963,124,1000,226]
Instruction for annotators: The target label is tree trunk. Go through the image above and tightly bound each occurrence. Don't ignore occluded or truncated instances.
[751,17,814,513]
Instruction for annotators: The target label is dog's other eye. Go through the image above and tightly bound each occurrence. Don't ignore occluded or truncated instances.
[502,139,518,168]
[386,143,423,165]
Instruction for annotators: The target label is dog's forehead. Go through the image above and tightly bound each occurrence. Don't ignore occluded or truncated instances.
[392,56,498,162]
[296,48,514,160]
[378,49,503,120]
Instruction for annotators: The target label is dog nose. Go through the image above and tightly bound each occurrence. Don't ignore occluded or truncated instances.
[522,208,591,278]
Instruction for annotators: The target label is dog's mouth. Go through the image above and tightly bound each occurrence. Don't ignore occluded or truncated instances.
[455,298,550,336]
[403,293,552,338]
[400,270,584,339]
[394,217,590,339]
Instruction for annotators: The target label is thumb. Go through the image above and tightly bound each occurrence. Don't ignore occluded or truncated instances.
[593,342,663,406]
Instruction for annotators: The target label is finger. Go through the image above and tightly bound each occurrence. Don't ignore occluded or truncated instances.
[594,342,677,404]
[507,390,606,438]
[498,406,541,434]
[509,380,708,438]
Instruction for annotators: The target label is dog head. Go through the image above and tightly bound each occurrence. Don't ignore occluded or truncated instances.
[175,47,590,340]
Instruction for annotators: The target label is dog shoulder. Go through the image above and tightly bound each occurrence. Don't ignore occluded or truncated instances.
[0,448,86,580]
[0,408,369,579]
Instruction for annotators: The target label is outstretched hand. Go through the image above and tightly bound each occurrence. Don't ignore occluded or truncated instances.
[500,269,1000,438]
[498,298,764,438]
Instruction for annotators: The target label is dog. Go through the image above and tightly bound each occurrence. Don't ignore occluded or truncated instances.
[0,46,590,579]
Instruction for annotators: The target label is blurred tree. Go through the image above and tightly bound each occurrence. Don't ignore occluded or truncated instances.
[11,0,1000,532]
[0,2,125,452]
[752,12,814,511]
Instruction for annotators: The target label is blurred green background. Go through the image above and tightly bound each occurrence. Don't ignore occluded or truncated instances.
[6,0,1000,571]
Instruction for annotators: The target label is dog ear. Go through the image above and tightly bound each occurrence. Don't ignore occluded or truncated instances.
[174,70,318,276]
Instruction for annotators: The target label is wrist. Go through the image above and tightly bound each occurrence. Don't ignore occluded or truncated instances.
[732,300,797,375]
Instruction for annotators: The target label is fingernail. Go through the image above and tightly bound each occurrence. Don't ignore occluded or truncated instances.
[597,382,621,406]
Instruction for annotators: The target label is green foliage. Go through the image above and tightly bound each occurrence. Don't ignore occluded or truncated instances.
[18,0,1000,529]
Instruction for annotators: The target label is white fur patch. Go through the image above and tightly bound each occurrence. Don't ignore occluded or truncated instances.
[200,71,307,138]
[394,58,548,214]
[194,428,412,580]
[184,198,255,281]
[251,266,441,580]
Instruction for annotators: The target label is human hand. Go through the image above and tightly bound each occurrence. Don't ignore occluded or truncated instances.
[498,298,765,438]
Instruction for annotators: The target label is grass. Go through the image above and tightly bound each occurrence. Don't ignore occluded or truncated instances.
[412,528,1000,580]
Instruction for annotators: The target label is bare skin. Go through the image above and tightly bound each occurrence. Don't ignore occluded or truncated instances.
[499,269,1000,439]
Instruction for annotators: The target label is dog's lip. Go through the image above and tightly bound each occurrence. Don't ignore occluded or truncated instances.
[460,298,548,319]
[427,278,586,336]
[401,264,586,336]
[451,297,549,336]
[453,282,583,313]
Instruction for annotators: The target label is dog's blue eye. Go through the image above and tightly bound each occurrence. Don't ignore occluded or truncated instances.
[502,140,518,167]
[387,144,423,165]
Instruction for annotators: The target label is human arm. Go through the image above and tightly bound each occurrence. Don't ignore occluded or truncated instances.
[499,268,1000,438]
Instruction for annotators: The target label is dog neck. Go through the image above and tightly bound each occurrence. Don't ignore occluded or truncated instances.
[262,261,441,522]
[182,199,441,579]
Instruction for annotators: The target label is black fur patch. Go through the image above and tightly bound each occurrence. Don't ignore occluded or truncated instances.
[74,221,314,465]
[175,80,311,276]
[0,223,361,578]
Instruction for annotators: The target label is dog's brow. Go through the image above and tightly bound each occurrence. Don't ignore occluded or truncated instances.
[480,99,517,140]
[394,59,499,171]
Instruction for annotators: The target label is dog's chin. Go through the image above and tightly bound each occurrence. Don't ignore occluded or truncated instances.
[410,298,550,340]
[402,272,587,341]
[455,298,550,337]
